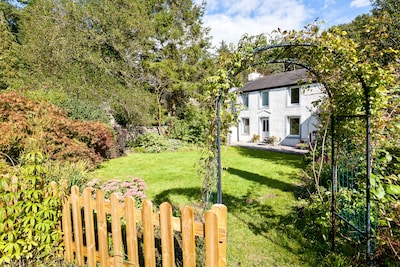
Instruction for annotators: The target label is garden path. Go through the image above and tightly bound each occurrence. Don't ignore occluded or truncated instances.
[229,141,308,155]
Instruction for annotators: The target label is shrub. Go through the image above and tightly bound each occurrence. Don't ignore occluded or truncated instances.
[166,139,184,151]
[251,134,260,143]
[0,150,66,265]
[23,89,110,123]
[0,91,118,168]
[45,160,90,191]
[134,133,168,153]
[132,133,191,153]
[58,97,110,124]
[168,103,207,144]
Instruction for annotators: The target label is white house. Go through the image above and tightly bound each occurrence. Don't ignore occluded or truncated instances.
[229,69,323,147]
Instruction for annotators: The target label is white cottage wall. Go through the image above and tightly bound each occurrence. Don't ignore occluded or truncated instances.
[230,83,322,147]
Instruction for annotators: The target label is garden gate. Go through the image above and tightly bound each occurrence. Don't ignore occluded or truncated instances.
[62,186,227,267]
[330,86,376,266]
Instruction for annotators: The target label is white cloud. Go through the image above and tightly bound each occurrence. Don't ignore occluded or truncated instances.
[195,0,371,48]
[350,0,370,8]
[201,0,310,48]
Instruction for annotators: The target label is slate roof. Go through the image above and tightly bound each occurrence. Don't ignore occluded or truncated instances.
[241,68,310,92]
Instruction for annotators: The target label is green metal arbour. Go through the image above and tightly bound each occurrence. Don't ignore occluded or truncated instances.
[330,78,374,265]
[248,43,374,265]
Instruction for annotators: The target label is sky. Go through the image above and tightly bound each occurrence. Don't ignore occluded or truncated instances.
[195,0,372,48]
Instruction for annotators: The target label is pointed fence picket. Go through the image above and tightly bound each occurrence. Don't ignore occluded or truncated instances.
[62,186,227,267]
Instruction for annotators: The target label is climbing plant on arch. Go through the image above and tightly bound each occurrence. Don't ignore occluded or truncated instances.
[201,23,399,264]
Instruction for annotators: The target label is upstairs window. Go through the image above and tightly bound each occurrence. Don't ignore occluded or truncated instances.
[242,93,249,109]
[290,87,300,104]
[260,91,269,107]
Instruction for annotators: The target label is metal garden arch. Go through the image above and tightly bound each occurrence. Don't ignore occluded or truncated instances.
[217,43,374,265]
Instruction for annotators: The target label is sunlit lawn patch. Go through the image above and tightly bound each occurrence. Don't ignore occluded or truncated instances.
[91,146,321,266]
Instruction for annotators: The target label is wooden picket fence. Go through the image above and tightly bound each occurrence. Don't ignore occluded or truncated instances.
[62,186,227,267]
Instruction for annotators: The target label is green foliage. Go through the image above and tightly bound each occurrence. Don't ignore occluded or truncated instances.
[0,150,65,265]
[0,10,21,90]
[0,91,118,168]
[318,253,352,267]
[299,190,364,266]
[45,160,90,191]
[301,190,332,243]
[111,89,157,127]
[13,0,212,128]
[368,147,400,264]
[133,133,168,153]
[131,131,196,153]
[36,90,110,124]
[168,102,207,144]
[49,94,110,123]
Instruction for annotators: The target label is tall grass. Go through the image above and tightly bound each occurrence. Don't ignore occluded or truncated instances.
[91,146,322,266]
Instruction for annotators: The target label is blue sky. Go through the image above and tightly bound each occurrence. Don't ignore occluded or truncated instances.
[196,0,372,48]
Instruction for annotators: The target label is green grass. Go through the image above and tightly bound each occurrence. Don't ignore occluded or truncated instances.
[91,146,320,266]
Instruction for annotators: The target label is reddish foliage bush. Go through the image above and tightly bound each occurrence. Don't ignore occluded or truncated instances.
[0,91,117,167]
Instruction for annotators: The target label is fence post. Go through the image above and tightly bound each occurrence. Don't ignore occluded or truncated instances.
[160,202,174,267]
[182,206,196,267]
[143,199,156,267]
[125,196,139,266]
[96,190,110,266]
[205,210,218,267]
[212,204,227,267]
[71,186,84,266]
[111,193,124,267]
[83,188,96,267]
[62,194,73,262]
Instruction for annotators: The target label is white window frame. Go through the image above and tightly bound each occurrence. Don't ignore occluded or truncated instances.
[242,118,250,135]
[260,90,269,108]
[288,116,300,136]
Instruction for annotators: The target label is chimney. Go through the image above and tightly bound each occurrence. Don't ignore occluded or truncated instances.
[248,69,263,81]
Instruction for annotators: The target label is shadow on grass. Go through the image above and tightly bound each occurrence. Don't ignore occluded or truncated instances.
[232,146,306,169]
[151,185,326,266]
[152,186,202,207]
[226,167,297,192]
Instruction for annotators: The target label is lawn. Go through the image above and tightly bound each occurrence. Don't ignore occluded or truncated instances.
[91,146,319,266]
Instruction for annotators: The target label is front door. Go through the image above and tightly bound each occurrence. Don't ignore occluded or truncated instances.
[260,118,269,141]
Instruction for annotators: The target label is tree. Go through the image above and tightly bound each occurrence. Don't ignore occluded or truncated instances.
[0,0,20,34]
[16,0,212,129]
[337,0,400,67]
[0,9,20,90]
[150,0,212,111]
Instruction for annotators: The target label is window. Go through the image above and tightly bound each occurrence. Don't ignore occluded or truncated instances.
[262,119,269,132]
[242,118,250,135]
[289,117,300,136]
[260,91,269,107]
[242,93,249,109]
[290,87,300,104]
